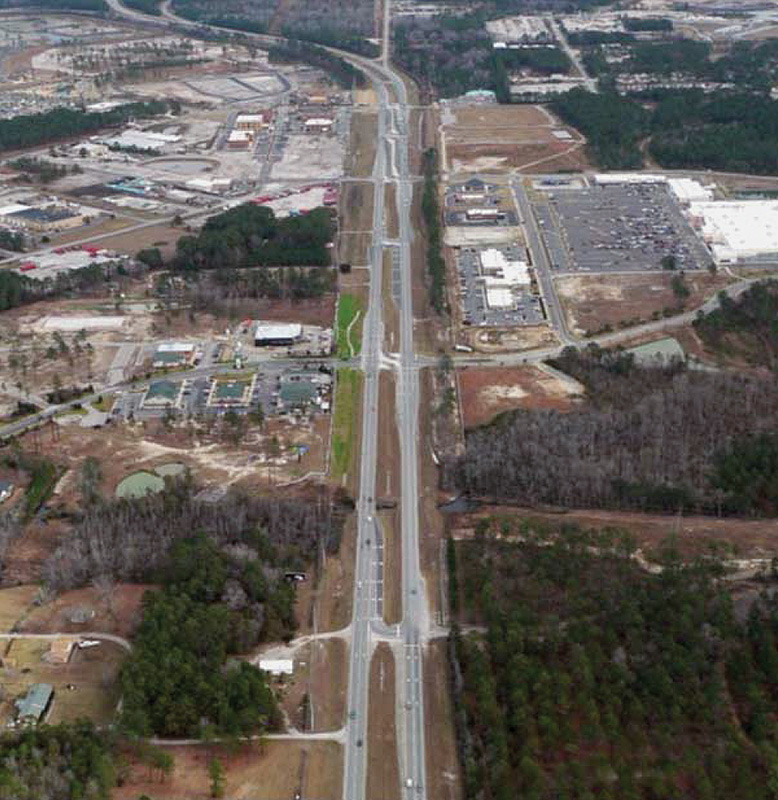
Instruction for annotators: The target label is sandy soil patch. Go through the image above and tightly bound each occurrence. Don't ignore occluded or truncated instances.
[458,365,580,428]
[466,324,559,353]
[555,271,734,337]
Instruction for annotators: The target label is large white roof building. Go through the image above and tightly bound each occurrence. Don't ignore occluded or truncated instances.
[689,200,778,264]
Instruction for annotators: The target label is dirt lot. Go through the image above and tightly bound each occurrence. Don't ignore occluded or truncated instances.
[277,638,347,732]
[424,640,462,800]
[457,365,581,428]
[366,644,400,800]
[0,637,125,726]
[115,740,343,800]
[465,324,559,353]
[94,222,185,259]
[555,271,734,337]
[443,103,589,174]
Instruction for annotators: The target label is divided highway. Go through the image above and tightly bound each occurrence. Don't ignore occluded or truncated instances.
[99,2,429,799]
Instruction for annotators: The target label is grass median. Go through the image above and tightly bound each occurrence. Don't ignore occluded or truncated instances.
[331,368,363,485]
[336,293,364,360]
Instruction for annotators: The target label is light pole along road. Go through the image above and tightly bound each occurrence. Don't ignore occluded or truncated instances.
[102,2,428,799]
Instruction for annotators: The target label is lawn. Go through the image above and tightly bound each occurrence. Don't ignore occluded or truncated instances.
[330,368,362,484]
[336,294,364,360]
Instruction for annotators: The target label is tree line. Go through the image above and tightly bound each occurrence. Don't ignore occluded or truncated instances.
[450,523,778,799]
[0,100,174,153]
[172,203,334,271]
[267,40,367,89]
[443,344,778,515]
[421,148,446,314]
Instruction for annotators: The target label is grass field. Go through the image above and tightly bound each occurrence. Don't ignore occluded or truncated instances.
[331,368,362,484]
[336,294,364,359]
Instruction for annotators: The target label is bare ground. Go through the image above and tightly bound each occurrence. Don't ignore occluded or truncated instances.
[555,271,734,337]
[114,741,343,800]
[458,365,580,428]
[366,643,400,800]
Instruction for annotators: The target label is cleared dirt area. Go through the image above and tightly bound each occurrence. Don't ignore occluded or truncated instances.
[366,643,400,800]
[458,365,581,429]
[339,232,373,266]
[95,222,184,259]
[424,640,462,800]
[244,295,336,328]
[466,323,559,353]
[115,741,343,800]
[555,271,734,337]
[277,638,347,732]
[443,103,589,174]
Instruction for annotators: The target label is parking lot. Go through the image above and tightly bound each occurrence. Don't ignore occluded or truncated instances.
[537,184,711,272]
[456,245,545,328]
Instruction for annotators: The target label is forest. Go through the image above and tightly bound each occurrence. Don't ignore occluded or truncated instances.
[552,88,778,174]
[693,281,778,368]
[119,535,284,738]
[443,345,778,515]
[0,100,173,153]
[450,523,778,800]
[44,479,339,589]
[0,722,115,800]
[172,204,334,271]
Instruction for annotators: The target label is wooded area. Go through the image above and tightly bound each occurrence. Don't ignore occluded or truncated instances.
[552,86,778,174]
[0,722,115,800]
[172,204,334,271]
[119,535,285,738]
[450,524,778,799]
[694,281,778,368]
[44,480,339,589]
[0,101,173,153]
[444,345,778,515]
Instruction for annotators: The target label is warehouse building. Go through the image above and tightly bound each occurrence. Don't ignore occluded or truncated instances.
[0,205,85,233]
[479,248,532,310]
[254,322,303,347]
[689,200,778,265]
